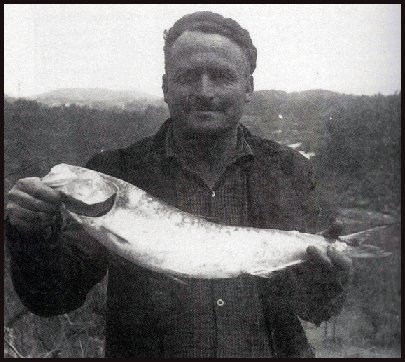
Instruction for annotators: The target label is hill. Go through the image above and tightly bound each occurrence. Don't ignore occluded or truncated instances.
[33,88,165,111]
[4,93,17,103]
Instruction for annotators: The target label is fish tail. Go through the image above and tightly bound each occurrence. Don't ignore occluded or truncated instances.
[339,225,393,259]
[343,244,391,259]
[339,225,393,246]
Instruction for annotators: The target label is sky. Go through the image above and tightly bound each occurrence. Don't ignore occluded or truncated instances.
[4,4,401,98]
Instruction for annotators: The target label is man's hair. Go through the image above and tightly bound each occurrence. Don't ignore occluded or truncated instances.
[163,11,257,74]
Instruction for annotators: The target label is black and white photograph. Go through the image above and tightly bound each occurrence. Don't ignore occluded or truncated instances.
[4,4,401,358]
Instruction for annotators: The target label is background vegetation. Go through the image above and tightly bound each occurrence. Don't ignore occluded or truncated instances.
[4,89,401,357]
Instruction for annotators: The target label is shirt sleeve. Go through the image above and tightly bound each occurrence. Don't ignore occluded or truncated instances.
[6,213,108,317]
[292,156,322,233]
[262,265,345,328]
[5,155,115,317]
[286,264,346,325]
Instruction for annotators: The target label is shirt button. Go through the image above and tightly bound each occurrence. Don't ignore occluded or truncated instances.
[216,298,225,307]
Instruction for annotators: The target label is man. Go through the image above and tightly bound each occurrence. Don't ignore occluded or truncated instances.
[6,11,351,358]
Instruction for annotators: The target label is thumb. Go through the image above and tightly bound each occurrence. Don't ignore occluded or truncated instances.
[322,219,344,239]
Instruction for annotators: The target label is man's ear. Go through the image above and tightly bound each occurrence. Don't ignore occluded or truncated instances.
[244,75,254,103]
[162,74,168,103]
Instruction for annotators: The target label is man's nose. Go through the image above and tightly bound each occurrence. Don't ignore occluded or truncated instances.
[196,74,215,98]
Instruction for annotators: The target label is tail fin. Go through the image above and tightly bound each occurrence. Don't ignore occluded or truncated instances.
[339,225,389,246]
[345,244,392,259]
[339,225,392,259]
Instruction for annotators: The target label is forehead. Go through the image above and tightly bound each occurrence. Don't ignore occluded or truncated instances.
[167,31,248,72]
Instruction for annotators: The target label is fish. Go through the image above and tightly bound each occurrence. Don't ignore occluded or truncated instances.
[41,163,391,279]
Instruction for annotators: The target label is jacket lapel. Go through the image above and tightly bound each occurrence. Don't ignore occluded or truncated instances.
[246,130,316,232]
[120,119,177,206]
[247,143,287,229]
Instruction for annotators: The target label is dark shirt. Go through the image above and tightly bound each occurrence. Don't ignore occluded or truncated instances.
[161,123,272,357]
[165,121,254,226]
[6,119,340,358]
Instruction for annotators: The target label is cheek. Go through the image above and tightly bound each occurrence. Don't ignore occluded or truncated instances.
[166,86,190,106]
[222,88,248,110]
[166,80,248,109]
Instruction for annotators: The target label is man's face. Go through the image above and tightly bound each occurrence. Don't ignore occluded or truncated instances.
[163,31,253,136]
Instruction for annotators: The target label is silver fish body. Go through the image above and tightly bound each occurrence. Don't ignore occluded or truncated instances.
[42,164,390,279]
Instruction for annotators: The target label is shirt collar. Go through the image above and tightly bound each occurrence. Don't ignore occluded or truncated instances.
[164,121,254,165]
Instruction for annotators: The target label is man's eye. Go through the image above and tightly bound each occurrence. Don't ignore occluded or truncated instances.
[211,71,237,83]
[173,71,237,84]
[175,73,197,84]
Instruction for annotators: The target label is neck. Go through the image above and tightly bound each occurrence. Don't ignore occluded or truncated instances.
[172,125,239,166]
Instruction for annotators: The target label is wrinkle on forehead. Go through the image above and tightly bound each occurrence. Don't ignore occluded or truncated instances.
[168,30,249,74]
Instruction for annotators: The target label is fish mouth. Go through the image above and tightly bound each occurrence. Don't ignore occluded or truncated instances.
[62,191,117,217]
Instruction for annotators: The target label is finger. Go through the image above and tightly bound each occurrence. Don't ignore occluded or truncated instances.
[7,205,56,223]
[306,246,334,272]
[8,190,61,213]
[15,178,62,204]
[327,246,352,271]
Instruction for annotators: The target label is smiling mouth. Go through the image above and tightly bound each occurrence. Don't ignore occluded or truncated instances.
[190,110,222,118]
[190,109,222,114]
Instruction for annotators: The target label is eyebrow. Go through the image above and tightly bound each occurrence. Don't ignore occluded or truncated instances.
[173,66,238,76]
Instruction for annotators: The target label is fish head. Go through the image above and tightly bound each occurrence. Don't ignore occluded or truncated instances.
[42,163,118,217]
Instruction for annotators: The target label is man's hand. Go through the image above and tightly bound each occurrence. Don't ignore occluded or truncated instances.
[6,177,62,235]
[307,219,351,285]
[287,220,352,325]
[305,243,352,294]
[312,219,352,299]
